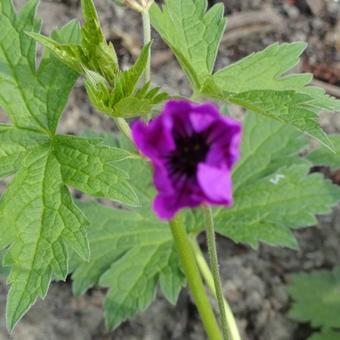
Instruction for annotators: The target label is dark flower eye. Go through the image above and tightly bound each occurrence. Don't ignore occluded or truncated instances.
[165,131,210,178]
[132,100,242,219]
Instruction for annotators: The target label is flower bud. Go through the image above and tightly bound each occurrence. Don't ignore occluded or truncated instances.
[124,0,154,12]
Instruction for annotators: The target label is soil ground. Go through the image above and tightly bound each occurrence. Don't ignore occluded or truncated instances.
[1,0,340,339]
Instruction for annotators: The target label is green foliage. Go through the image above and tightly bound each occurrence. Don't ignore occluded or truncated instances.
[69,133,185,329]
[53,135,138,205]
[288,267,340,339]
[94,132,157,205]
[214,113,340,248]
[229,90,333,150]
[201,42,340,150]
[1,146,89,330]
[28,0,118,81]
[0,251,9,277]
[308,135,340,170]
[1,0,339,333]
[150,0,226,90]
[85,45,169,118]
[309,331,340,340]
[30,0,169,118]
[0,0,76,133]
[211,42,338,110]
[151,2,340,148]
[0,0,138,331]
[73,201,185,330]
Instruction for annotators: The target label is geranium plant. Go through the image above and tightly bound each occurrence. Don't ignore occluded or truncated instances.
[0,0,339,339]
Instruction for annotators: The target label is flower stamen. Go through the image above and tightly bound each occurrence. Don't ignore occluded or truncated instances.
[166,130,210,178]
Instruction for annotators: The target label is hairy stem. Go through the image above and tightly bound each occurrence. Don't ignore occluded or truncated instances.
[169,215,222,340]
[191,238,241,340]
[142,9,151,83]
[203,206,230,340]
[114,117,133,142]
[113,5,152,137]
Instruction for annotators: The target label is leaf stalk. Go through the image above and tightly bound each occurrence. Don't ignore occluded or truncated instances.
[113,117,133,142]
[191,236,241,340]
[142,9,151,84]
[203,205,231,340]
[169,214,223,340]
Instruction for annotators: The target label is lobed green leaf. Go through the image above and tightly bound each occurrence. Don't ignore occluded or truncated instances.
[232,112,307,191]
[0,125,48,177]
[150,0,226,90]
[288,267,340,329]
[214,113,340,248]
[201,42,340,149]
[0,147,89,330]
[54,135,139,206]
[0,1,140,330]
[216,164,339,249]
[229,90,333,150]
[211,42,340,111]
[72,201,185,330]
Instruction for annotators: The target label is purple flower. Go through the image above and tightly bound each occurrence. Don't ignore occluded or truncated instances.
[132,100,242,219]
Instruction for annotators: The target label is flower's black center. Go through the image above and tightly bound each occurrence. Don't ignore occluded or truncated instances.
[166,131,210,178]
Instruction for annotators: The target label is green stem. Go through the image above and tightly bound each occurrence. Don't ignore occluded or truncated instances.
[142,9,151,83]
[203,206,230,340]
[191,238,241,340]
[114,117,133,142]
[169,215,222,340]
[114,5,151,136]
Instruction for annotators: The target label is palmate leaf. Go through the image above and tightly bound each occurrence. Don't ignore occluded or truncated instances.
[73,201,185,330]
[214,112,340,248]
[70,133,185,329]
[1,147,89,328]
[151,0,339,148]
[201,42,340,150]
[0,0,138,330]
[288,268,340,329]
[231,111,308,191]
[229,90,333,150]
[150,0,226,90]
[211,42,340,111]
[53,135,137,204]
[0,125,48,177]
[216,164,339,249]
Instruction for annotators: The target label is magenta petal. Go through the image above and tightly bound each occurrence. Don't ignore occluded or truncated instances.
[197,163,233,205]
[189,103,219,133]
[205,119,242,168]
[132,117,175,158]
[152,161,174,194]
[205,143,239,169]
[153,195,179,219]
[163,100,193,118]
[132,99,242,220]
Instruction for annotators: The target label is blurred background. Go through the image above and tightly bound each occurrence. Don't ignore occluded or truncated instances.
[0,0,339,339]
